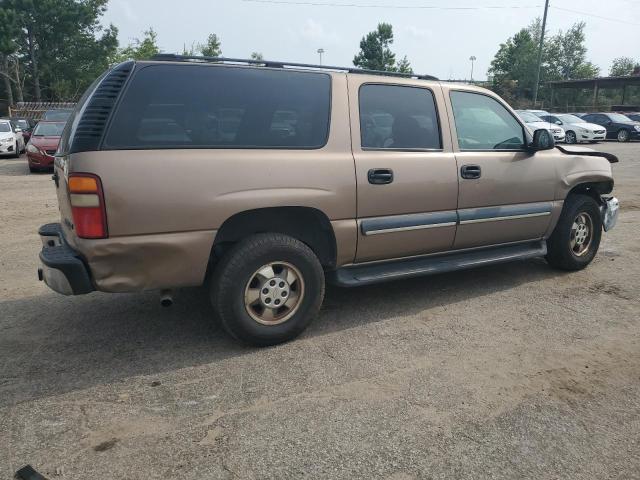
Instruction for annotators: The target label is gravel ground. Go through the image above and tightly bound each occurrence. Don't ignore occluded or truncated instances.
[1,144,639,479]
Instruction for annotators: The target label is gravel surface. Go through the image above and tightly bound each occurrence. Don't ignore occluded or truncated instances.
[1,144,639,479]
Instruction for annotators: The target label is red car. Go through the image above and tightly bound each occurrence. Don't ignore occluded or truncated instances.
[26,121,66,172]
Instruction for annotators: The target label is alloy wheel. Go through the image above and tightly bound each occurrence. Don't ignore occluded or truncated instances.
[570,212,593,257]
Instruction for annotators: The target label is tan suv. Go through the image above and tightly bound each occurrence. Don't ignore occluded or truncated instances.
[38,55,619,346]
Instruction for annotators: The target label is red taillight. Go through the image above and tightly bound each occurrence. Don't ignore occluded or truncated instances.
[68,173,108,239]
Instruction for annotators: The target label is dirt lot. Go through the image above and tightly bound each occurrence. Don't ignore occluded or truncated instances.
[1,144,639,479]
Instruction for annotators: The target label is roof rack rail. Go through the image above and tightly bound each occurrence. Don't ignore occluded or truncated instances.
[150,54,439,81]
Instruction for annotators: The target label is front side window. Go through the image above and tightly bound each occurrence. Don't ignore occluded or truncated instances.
[0,122,11,133]
[104,65,331,149]
[359,84,441,150]
[450,91,525,150]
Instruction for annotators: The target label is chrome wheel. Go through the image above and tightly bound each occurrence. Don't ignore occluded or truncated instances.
[617,129,629,142]
[570,212,593,257]
[244,261,305,325]
[565,131,577,144]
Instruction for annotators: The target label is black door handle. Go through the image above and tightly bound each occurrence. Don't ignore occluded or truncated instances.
[368,168,394,185]
[460,165,481,179]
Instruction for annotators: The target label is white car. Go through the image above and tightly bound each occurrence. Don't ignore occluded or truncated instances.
[0,119,25,157]
[537,113,607,144]
[516,110,566,143]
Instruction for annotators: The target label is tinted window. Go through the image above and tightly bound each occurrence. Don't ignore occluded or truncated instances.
[450,91,524,150]
[43,110,73,121]
[359,84,441,149]
[104,65,331,149]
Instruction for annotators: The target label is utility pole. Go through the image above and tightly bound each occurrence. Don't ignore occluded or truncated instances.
[532,0,550,107]
[469,56,476,83]
[317,48,325,65]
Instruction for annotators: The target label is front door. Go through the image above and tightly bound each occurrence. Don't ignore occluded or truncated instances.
[444,88,557,249]
[348,77,459,263]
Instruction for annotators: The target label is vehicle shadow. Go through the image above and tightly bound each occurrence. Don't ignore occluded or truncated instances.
[0,257,568,407]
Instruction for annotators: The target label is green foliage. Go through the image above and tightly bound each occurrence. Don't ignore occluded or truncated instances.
[488,19,599,105]
[396,55,413,74]
[113,28,159,62]
[353,23,397,71]
[251,52,264,61]
[609,57,639,76]
[199,33,222,57]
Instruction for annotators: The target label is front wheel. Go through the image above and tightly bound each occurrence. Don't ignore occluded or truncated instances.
[617,129,630,142]
[210,233,325,346]
[565,131,577,144]
[546,194,602,271]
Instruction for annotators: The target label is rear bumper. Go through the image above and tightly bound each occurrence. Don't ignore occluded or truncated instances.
[37,223,94,295]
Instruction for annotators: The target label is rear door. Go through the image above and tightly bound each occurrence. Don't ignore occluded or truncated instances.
[445,88,556,249]
[348,77,459,263]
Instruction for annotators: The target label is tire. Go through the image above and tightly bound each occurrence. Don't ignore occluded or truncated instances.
[210,233,325,346]
[12,142,19,158]
[546,194,602,271]
[565,131,577,144]
[28,165,38,173]
[617,129,630,142]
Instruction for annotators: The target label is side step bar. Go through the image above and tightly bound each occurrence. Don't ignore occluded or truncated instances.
[330,241,547,287]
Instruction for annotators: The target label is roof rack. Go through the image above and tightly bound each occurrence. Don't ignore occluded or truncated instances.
[150,54,439,81]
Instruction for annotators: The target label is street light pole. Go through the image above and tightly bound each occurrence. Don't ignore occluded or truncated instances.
[317,48,325,65]
[469,56,476,83]
[533,0,550,107]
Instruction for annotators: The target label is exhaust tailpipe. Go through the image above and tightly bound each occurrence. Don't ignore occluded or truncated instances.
[160,289,173,307]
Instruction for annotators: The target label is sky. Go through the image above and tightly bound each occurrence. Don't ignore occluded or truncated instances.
[102,0,640,80]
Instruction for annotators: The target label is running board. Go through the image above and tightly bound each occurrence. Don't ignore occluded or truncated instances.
[330,241,547,287]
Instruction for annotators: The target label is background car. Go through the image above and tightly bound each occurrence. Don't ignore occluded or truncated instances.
[7,117,37,143]
[581,112,640,142]
[25,121,66,172]
[516,110,566,142]
[538,113,606,144]
[42,109,73,122]
[0,119,25,157]
[625,112,640,122]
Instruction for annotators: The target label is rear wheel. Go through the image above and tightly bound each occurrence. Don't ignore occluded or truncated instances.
[617,129,630,142]
[12,141,19,158]
[210,233,325,346]
[565,131,577,144]
[546,194,602,271]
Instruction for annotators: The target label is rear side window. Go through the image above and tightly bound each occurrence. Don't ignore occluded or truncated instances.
[450,91,524,150]
[359,84,441,150]
[103,65,331,149]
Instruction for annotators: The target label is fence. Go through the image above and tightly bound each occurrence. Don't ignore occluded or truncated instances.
[8,102,76,121]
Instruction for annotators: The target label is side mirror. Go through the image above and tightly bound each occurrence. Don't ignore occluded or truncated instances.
[555,120,562,125]
[15,128,22,133]
[529,128,555,151]
[606,120,613,125]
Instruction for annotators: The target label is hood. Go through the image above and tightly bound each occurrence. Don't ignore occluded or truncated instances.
[572,122,607,131]
[0,131,14,140]
[527,121,563,131]
[29,136,61,149]
[556,145,618,163]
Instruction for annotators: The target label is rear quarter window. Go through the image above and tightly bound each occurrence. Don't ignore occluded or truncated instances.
[103,64,332,150]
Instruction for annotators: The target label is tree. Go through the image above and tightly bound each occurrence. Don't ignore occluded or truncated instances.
[488,26,538,101]
[114,28,159,62]
[250,52,264,61]
[544,22,599,81]
[609,57,639,76]
[199,33,221,57]
[0,5,20,105]
[353,23,397,71]
[396,55,413,74]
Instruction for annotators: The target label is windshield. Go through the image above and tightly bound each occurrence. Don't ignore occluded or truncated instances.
[558,114,585,124]
[15,119,29,129]
[33,122,66,136]
[518,111,543,123]
[42,110,73,121]
[609,113,632,122]
[0,122,11,133]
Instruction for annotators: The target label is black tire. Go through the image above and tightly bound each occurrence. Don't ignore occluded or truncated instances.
[28,165,38,173]
[210,233,325,346]
[12,142,19,158]
[546,194,602,271]
[565,131,577,144]
[617,129,630,142]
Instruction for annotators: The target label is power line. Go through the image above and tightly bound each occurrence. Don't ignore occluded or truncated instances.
[550,5,640,27]
[242,0,543,10]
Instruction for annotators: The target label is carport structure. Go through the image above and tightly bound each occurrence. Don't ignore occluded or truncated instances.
[548,75,640,112]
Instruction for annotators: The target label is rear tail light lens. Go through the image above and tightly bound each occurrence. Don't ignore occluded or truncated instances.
[68,173,108,239]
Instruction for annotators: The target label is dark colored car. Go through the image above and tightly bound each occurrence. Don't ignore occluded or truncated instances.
[8,117,37,142]
[26,121,66,172]
[625,112,640,122]
[581,112,640,142]
[42,109,73,122]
